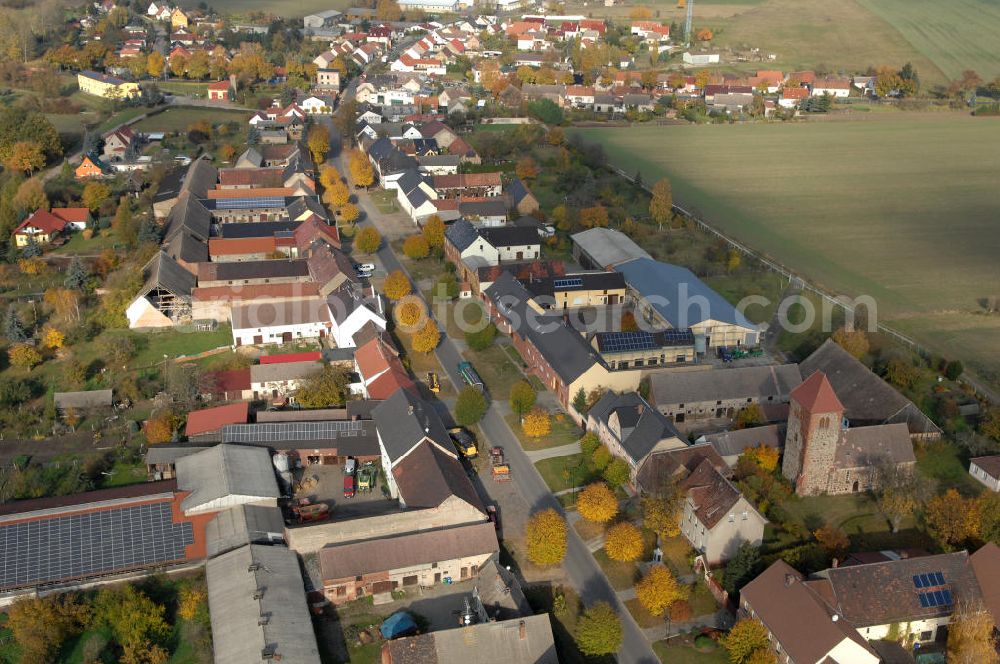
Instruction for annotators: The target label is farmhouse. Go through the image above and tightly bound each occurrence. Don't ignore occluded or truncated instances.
[587,391,686,480]
[230,298,332,346]
[679,459,767,565]
[126,252,196,329]
[649,364,803,423]
[175,444,280,516]
[969,455,1000,491]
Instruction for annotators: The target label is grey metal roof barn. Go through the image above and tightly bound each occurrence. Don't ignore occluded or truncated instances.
[53,389,113,411]
[385,613,558,664]
[207,544,321,664]
[571,227,651,269]
[650,364,803,407]
[175,444,279,515]
[205,504,285,558]
[615,258,756,329]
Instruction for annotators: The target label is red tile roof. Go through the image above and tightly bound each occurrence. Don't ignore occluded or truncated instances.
[208,237,277,256]
[205,368,251,393]
[191,283,321,301]
[51,207,89,223]
[791,371,844,414]
[259,351,323,365]
[14,209,66,235]
[185,402,249,437]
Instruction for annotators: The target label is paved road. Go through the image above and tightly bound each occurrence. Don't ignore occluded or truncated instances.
[327,81,659,664]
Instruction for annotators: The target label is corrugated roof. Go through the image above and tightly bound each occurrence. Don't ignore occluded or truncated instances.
[651,364,802,407]
[571,228,650,268]
[205,504,284,558]
[207,544,321,664]
[176,444,279,514]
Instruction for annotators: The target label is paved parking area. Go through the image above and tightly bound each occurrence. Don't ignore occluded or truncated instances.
[293,464,397,520]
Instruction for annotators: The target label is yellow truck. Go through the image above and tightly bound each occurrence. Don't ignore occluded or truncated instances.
[449,427,477,458]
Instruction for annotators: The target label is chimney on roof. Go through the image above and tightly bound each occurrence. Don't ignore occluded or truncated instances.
[519,620,526,640]
[784,574,796,587]
[407,405,414,415]
[831,557,838,568]
[832,615,839,622]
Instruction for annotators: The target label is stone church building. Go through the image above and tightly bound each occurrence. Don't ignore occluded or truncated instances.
[782,371,916,496]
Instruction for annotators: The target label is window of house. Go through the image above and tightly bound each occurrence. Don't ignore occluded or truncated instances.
[742,511,748,520]
[728,514,734,522]
[747,398,753,403]
[920,631,932,641]
[679,403,685,409]
[634,359,644,367]
[431,562,438,568]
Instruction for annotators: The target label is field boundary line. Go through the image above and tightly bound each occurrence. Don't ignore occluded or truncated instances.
[608,165,999,404]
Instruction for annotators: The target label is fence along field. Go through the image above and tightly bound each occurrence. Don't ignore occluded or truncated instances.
[572,114,1000,384]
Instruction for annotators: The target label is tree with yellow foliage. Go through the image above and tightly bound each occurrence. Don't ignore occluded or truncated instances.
[383,270,411,301]
[42,327,65,350]
[948,601,999,664]
[411,320,441,354]
[526,508,567,565]
[402,235,430,259]
[515,156,539,180]
[349,149,375,187]
[376,0,402,21]
[635,565,688,617]
[324,180,350,207]
[339,203,360,224]
[395,299,425,327]
[3,141,46,176]
[722,619,774,664]
[421,215,445,249]
[577,482,618,524]
[641,493,682,538]
[147,51,165,77]
[832,327,869,359]
[319,165,340,189]
[9,344,42,370]
[307,123,330,164]
[604,522,643,562]
[741,443,779,472]
[354,226,381,253]
[925,488,980,551]
[18,258,46,276]
[522,407,551,438]
[177,586,207,621]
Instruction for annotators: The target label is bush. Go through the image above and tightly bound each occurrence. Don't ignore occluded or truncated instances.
[465,322,496,351]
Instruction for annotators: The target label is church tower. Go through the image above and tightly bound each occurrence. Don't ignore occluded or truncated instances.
[782,371,845,496]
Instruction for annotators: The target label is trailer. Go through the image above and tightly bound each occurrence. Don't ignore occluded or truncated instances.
[291,502,330,523]
[490,446,511,482]
[457,361,484,392]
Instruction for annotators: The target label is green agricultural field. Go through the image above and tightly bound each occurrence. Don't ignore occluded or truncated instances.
[183,0,351,18]
[858,0,1000,82]
[132,106,250,133]
[573,114,1000,383]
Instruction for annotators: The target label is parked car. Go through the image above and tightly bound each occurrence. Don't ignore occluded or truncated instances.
[354,263,376,272]
[345,457,357,475]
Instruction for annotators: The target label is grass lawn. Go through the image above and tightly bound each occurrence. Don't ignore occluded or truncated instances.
[660,535,695,577]
[916,439,983,495]
[103,458,148,487]
[50,230,119,256]
[158,80,209,96]
[653,639,729,664]
[625,597,664,629]
[463,343,522,398]
[132,107,250,133]
[392,326,446,377]
[534,453,599,494]
[107,324,234,368]
[689,579,720,617]
[391,246,442,284]
[370,189,399,214]
[780,492,907,536]
[593,548,640,590]
[504,411,582,451]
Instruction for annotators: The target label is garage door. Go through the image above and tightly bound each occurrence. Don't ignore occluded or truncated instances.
[402,575,418,586]
[371,581,393,593]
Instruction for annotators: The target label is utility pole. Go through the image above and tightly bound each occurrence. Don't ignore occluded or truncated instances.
[684,0,694,47]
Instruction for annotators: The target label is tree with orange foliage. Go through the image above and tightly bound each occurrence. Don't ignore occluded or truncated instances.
[577,482,618,523]
[411,320,441,354]
[579,205,609,229]
[620,311,639,332]
[522,408,551,438]
[144,410,179,444]
[741,443,779,472]
[42,327,65,350]
[814,525,850,556]
[349,149,375,187]
[4,141,46,176]
[515,156,539,180]
[605,522,643,562]
[696,28,713,41]
[395,299,425,327]
[339,203,360,224]
[832,327,869,359]
[383,270,412,301]
[925,489,980,551]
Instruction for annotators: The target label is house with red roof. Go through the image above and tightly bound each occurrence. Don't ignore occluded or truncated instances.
[75,153,112,180]
[13,210,68,247]
[779,86,809,108]
[353,336,414,400]
[207,79,234,102]
[185,402,250,439]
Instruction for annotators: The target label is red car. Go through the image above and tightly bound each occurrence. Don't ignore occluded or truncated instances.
[343,475,355,498]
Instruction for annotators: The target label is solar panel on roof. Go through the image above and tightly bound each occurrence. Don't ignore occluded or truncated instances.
[933,590,946,605]
[553,277,583,289]
[919,593,930,608]
[222,420,364,443]
[0,501,193,591]
[941,589,953,605]
[913,575,924,588]
[216,196,287,210]
[935,571,946,585]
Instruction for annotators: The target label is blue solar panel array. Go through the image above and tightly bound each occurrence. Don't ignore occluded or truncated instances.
[0,502,194,591]
[553,277,584,289]
[912,572,946,588]
[215,196,286,210]
[918,589,953,608]
[600,331,657,352]
[658,329,696,345]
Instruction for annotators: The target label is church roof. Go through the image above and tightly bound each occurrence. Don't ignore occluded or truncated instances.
[790,371,843,414]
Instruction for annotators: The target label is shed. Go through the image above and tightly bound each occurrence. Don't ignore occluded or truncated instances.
[53,389,113,412]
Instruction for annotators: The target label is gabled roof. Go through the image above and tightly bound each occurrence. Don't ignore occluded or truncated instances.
[571,227,650,268]
[392,440,483,511]
[486,272,603,385]
[185,402,250,437]
[479,225,539,248]
[176,444,280,513]
[181,156,218,198]
[14,209,66,235]
[635,443,728,495]
[650,364,802,407]
[137,251,196,299]
[589,391,682,465]
[702,424,783,459]
[801,339,941,435]
[372,387,451,464]
[444,218,478,251]
[681,459,755,529]
[790,370,844,414]
[616,258,755,329]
